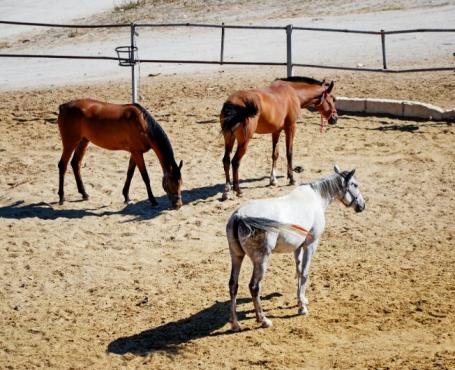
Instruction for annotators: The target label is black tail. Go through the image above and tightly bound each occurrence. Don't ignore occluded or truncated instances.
[232,214,282,242]
[221,100,258,134]
[232,214,310,242]
[233,215,241,246]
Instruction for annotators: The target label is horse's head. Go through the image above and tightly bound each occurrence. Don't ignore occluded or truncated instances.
[334,165,365,213]
[316,81,338,125]
[163,160,183,209]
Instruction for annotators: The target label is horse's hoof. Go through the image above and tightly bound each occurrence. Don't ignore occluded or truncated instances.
[221,192,229,201]
[231,323,241,332]
[288,179,296,186]
[233,184,242,197]
[261,318,273,328]
[298,306,309,315]
[59,200,64,205]
[82,194,89,201]
[270,179,277,186]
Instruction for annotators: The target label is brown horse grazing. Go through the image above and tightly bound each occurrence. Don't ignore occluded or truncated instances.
[220,76,337,200]
[57,99,183,209]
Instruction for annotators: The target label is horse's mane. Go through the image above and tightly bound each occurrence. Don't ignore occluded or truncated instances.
[308,173,348,200]
[134,103,176,166]
[277,76,323,85]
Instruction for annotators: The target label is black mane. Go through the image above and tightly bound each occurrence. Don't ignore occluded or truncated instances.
[134,103,177,168]
[277,76,323,85]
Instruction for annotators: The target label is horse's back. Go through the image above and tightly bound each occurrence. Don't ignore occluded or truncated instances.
[58,99,149,151]
[238,185,320,225]
[228,85,300,132]
[59,99,139,121]
[231,186,324,254]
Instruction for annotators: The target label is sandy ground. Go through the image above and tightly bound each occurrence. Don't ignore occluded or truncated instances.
[0,68,454,369]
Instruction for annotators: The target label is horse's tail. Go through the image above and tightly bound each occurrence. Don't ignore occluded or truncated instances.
[57,102,72,132]
[220,99,258,134]
[233,214,312,241]
[57,102,67,125]
[57,101,81,127]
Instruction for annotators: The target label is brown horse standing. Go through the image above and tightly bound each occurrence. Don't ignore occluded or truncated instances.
[57,99,183,209]
[220,76,337,200]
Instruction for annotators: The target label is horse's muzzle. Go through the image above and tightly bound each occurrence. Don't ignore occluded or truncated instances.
[355,203,365,213]
[170,195,183,210]
[328,115,338,125]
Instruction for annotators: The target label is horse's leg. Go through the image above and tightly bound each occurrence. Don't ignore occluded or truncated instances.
[232,140,249,197]
[58,140,79,205]
[298,239,319,315]
[221,133,235,201]
[294,246,307,312]
[226,216,245,331]
[229,252,245,332]
[285,124,296,185]
[122,156,136,203]
[270,131,281,186]
[249,253,272,328]
[70,138,90,201]
[131,152,158,206]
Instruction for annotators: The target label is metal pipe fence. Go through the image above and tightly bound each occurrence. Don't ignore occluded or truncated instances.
[0,20,454,103]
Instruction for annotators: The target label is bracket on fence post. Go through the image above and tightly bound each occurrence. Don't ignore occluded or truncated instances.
[130,23,139,103]
[115,39,138,102]
[286,24,293,77]
[220,22,225,65]
[380,29,387,70]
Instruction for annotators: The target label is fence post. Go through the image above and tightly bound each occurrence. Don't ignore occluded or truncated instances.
[220,22,225,65]
[380,29,387,70]
[286,24,293,77]
[130,23,138,103]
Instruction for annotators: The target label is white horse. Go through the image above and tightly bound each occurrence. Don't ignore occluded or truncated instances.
[226,165,365,331]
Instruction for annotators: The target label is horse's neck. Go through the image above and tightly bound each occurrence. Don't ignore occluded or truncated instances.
[137,105,176,175]
[150,141,174,174]
[309,174,343,210]
[290,83,323,108]
[149,131,177,176]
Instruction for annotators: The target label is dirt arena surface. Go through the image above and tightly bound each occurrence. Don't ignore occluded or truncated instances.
[0,68,454,369]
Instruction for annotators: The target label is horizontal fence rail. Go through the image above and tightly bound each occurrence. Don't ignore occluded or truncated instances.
[1,19,454,102]
[0,53,450,72]
[0,53,121,61]
[4,20,453,33]
[0,20,130,28]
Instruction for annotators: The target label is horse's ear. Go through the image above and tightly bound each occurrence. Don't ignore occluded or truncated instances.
[346,169,356,182]
[327,81,334,93]
[320,78,326,86]
[179,160,183,170]
[334,164,341,174]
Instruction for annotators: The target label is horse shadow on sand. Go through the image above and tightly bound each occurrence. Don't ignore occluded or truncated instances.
[107,292,284,356]
[0,176,275,221]
[0,183,223,221]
